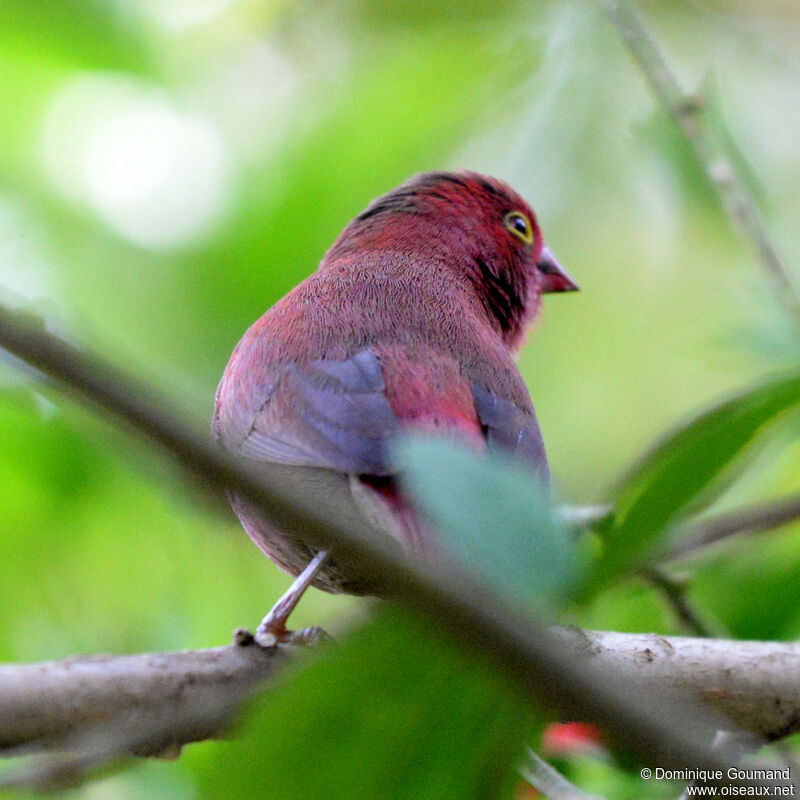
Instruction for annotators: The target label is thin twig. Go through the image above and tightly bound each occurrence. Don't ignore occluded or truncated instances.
[667,492,800,561]
[643,567,718,638]
[0,303,786,790]
[520,748,605,800]
[601,0,800,337]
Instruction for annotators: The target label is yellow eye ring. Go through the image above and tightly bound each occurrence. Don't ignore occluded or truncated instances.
[504,211,533,245]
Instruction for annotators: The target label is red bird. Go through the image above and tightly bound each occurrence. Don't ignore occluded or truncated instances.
[213,171,577,643]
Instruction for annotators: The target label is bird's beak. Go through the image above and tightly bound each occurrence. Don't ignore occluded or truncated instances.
[537,246,579,293]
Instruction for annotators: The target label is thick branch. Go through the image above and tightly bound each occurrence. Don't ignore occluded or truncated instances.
[602,0,800,336]
[553,629,800,740]
[0,303,785,787]
[0,637,289,757]
[3,630,800,760]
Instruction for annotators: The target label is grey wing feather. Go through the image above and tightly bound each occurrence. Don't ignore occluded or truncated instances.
[471,384,549,483]
[239,349,398,476]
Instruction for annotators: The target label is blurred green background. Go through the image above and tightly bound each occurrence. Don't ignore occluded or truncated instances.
[1,0,800,797]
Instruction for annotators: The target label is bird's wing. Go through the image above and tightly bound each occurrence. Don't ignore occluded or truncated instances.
[217,348,399,476]
[470,383,549,482]
[215,345,548,557]
[216,343,548,479]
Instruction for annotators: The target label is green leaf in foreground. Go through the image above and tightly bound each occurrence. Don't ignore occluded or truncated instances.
[395,435,575,611]
[199,607,535,800]
[592,369,800,590]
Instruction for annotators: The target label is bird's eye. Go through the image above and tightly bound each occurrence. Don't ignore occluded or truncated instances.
[503,211,533,245]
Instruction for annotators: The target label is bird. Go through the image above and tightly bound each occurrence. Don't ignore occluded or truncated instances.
[213,170,577,644]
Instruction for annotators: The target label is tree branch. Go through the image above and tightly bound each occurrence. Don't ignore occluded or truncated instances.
[667,492,800,561]
[3,629,800,760]
[0,634,288,758]
[0,302,787,789]
[553,629,800,741]
[601,0,800,337]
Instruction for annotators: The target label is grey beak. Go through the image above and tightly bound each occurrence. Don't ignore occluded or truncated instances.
[537,246,579,293]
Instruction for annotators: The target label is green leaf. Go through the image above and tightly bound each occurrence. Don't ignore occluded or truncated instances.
[395,435,575,611]
[591,370,800,590]
[199,607,535,800]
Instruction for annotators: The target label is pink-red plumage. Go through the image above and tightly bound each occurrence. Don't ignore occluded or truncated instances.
[213,170,576,594]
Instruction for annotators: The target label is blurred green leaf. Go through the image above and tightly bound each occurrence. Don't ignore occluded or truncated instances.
[689,522,800,641]
[396,435,575,611]
[591,370,800,591]
[200,606,534,800]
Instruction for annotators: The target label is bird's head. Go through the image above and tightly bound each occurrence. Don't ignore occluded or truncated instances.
[323,170,578,349]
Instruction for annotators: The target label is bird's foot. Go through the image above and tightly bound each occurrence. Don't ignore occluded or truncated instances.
[253,619,288,648]
[247,622,331,648]
[284,625,332,647]
[250,550,331,648]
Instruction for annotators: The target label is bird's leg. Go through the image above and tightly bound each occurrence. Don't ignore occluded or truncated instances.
[255,549,329,647]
